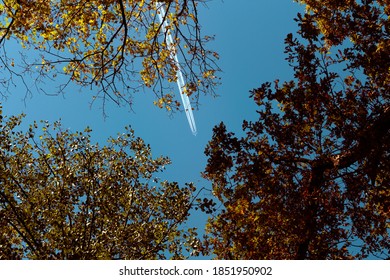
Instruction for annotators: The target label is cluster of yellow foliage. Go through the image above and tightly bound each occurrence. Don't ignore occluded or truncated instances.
[0,0,219,110]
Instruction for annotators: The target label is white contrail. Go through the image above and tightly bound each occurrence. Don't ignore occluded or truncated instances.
[156,2,197,136]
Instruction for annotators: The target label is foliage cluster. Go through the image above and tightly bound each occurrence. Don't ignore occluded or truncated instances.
[0,108,200,259]
[203,0,389,259]
[0,0,219,111]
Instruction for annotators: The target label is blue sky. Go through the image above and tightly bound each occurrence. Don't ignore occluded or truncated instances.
[2,0,303,255]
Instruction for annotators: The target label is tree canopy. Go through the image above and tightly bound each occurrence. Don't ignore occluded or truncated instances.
[203,0,389,259]
[1,0,389,261]
[0,106,201,259]
[0,0,219,111]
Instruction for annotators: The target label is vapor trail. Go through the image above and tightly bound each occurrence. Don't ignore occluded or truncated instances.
[156,2,197,136]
